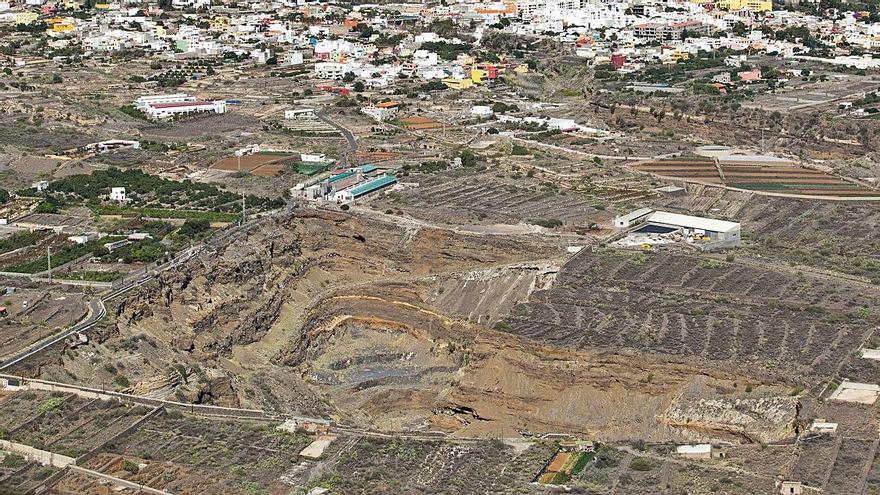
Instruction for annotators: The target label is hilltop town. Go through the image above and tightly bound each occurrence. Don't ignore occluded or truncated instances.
[1,0,880,494]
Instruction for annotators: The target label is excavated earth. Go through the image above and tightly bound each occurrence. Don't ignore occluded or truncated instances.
[36,206,822,445]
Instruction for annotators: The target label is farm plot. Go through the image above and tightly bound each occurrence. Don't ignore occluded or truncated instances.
[0,458,57,495]
[634,159,722,183]
[498,250,880,382]
[537,450,593,484]
[396,116,444,130]
[823,438,877,495]
[210,152,295,177]
[378,173,601,226]
[0,391,151,458]
[301,436,555,494]
[0,288,87,358]
[634,158,878,198]
[86,413,314,494]
[861,441,880,494]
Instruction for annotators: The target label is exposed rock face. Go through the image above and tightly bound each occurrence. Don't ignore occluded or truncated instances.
[660,395,799,444]
[115,214,304,359]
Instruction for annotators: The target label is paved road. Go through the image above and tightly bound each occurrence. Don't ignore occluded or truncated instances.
[316,110,358,165]
[0,297,105,371]
[0,246,199,372]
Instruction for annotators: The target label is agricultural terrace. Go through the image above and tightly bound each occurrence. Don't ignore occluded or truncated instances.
[376,171,604,226]
[635,158,878,197]
[537,449,593,484]
[500,250,880,383]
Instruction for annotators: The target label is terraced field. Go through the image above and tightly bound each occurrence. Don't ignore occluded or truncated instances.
[381,174,602,225]
[634,158,879,197]
[633,159,722,183]
[0,391,150,458]
[823,438,877,495]
[500,250,879,382]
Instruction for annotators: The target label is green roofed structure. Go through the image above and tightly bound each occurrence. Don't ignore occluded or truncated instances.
[351,175,397,198]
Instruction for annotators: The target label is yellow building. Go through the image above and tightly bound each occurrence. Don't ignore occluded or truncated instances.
[94,3,110,9]
[52,22,74,32]
[513,64,529,74]
[14,11,39,25]
[442,78,474,90]
[209,16,230,30]
[718,0,772,12]
[470,68,487,83]
[63,0,82,9]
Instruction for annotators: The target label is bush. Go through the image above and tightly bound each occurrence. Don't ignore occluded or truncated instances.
[122,459,139,474]
[529,218,563,229]
[630,457,654,471]
[0,453,26,468]
[511,144,529,156]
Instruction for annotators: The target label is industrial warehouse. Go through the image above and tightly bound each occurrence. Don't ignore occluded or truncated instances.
[293,164,398,204]
[612,209,741,251]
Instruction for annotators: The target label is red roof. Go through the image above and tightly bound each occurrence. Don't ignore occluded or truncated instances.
[150,101,213,109]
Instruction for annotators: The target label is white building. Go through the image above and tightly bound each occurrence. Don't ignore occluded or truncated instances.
[134,93,193,110]
[315,62,349,80]
[109,187,127,202]
[676,444,712,459]
[614,207,653,228]
[284,51,304,66]
[301,153,327,163]
[470,105,494,118]
[285,108,316,119]
[135,94,227,120]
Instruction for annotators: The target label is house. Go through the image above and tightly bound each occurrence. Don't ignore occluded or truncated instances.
[471,105,494,118]
[315,62,349,80]
[442,78,474,90]
[284,51,304,66]
[143,100,226,120]
[301,153,328,163]
[109,187,126,202]
[738,69,762,82]
[67,235,90,244]
[361,101,400,122]
[712,72,731,84]
[32,181,49,192]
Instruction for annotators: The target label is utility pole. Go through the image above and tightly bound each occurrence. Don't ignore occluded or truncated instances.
[46,246,52,283]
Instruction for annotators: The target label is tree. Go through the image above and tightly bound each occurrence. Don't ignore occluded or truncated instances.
[353,81,365,92]
[342,71,356,82]
[459,149,478,167]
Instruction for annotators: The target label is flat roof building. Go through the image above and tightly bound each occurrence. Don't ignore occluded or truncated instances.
[614,207,653,228]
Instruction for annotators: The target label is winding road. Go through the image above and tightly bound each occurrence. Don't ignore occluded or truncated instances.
[316,110,358,166]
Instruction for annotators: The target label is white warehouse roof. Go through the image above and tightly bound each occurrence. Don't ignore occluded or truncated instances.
[615,207,653,223]
[676,444,712,455]
[647,211,740,233]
